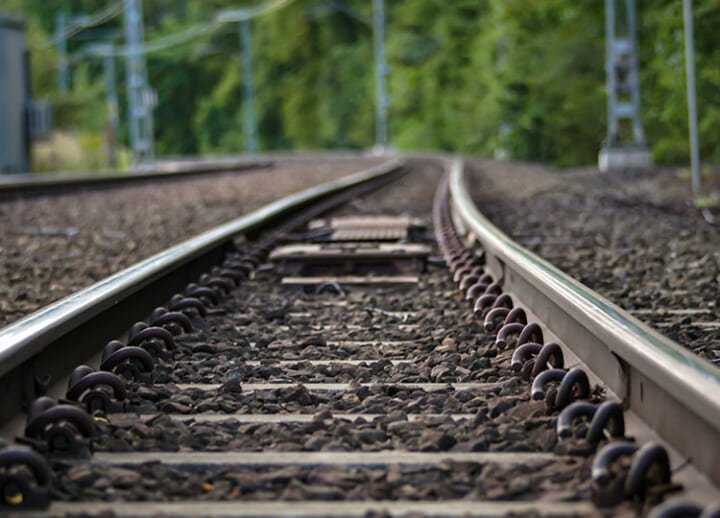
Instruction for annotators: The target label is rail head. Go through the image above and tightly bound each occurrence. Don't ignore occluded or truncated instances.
[448,158,720,483]
[0,159,404,380]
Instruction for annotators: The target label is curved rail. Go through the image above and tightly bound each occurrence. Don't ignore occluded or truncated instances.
[0,159,404,425]
[448,158,720,484]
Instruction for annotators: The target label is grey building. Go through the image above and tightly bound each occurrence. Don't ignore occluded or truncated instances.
[0,15,30,173]
[0,15,51,174]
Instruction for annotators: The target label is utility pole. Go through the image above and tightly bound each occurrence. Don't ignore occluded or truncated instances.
[217,8,260,153]
[103,48,120,145]
[240,19,258,152]
[683,0,701,194]
[101,45,120,168]
[56,12,69,92]
[599,0,651,171]
[373,0,389,152]
[123,0,154,165]
[82,42,121,167]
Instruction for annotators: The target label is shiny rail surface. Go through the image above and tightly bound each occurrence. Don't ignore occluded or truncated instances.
[448,158,720,485]
[0,159,404,426]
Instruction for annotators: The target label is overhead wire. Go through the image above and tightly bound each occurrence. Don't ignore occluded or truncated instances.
[70,0,299,61]
[37,1,125,49]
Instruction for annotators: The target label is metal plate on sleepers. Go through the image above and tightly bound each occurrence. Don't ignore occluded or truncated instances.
[269,242,430,277]
[307,215,425,242]
[281,275,419,288]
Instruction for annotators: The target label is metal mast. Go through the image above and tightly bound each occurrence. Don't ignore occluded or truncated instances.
[240,19,258,152]
[123,0,154,164]
[605,0,645,145]
[218,7,260,153]
[373,0,389,151]
[683,0,701,194]
[600,0,651,170]
[103,45,120,167]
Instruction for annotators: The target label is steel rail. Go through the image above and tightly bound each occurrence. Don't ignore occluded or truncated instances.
[0,159,404,426]
[0,157,271,200]
[448,158,720,485]
[46,500,596,517]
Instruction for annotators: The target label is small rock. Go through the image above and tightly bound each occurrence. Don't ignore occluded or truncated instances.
[64,464,95,485]
[387,421,415,434]
[488,397,518,418]
[304,435,331,450]
[509,475,532,495]
[283,385,313,406]
[105,467,142,488]
[507,400,545,419]
[191,343,216,354]
[135,385,163,402]
[422,430,457,452]
[442,337,456,348]
[159,401,192,413]
[220,377,243,394]
[312,409,333,421]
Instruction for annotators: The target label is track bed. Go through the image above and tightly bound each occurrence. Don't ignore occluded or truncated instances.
[2,157,718,517]
[467,159,720,363]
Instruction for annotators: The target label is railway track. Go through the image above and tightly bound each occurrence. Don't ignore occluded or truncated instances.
[0,157,270,201]
[0,158,718,516]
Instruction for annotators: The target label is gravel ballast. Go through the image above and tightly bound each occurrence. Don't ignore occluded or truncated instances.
[6,155,705,514]
[467,159,720,362]
[0,156,383,328]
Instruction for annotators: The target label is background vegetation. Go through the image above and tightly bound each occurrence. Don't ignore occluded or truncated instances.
[4,0,720,169]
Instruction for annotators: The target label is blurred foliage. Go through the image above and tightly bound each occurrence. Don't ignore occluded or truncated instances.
[4,0,720,166]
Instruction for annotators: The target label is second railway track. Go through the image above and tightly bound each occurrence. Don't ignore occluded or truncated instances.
[0,157,718,517]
